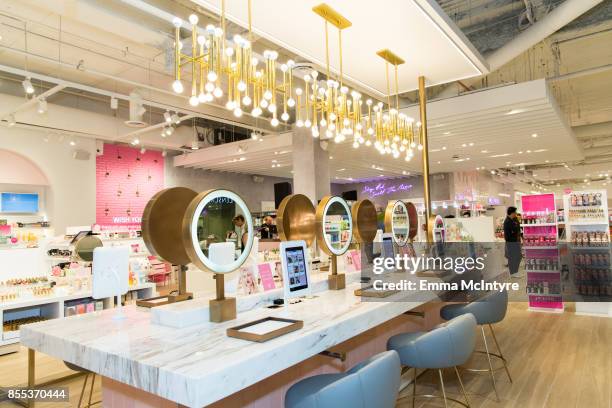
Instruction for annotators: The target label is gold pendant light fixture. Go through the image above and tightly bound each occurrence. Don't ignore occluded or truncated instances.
[171,0,295,127]
[170,2,423,164]
[298,4,363,144]
[372,49,422,161]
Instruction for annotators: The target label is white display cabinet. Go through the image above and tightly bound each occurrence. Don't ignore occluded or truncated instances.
[563,190,612,317]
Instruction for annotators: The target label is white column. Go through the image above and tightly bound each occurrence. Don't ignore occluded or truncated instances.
[291,125,330,202]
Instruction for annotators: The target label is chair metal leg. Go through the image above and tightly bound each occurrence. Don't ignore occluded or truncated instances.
[488,324,512,383]
[412,368,417,408]
[87,374,96,407]
[454,366,471,408]
[481,326,500,402]
[77,374,89,408]
[438,369,449,408]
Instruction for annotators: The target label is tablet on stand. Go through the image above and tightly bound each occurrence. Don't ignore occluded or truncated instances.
[280,240,311,303]
[92,246,129,320]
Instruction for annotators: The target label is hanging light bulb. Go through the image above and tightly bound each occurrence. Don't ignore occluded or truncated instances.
[281,112,290,122]
[172,80,184,94]
[189,95,199,106]
[233,107,243,117]
[164,111,172,123]
[271,117,279,127]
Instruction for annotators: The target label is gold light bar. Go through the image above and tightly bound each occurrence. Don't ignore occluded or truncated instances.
[376,49,405,66]
[312,3,352,29]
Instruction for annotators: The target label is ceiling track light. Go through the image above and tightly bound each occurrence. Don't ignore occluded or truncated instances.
[22,77,34,95]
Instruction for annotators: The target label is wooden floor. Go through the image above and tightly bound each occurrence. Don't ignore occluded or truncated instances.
[1,302,610,408]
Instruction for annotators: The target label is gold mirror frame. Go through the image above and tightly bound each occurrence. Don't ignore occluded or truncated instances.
[73,235,103,262]
[406,202,418,240]
[351,199,377,243]
[142,187,198,265]
[384,200,409,247]
[277,194,316,246]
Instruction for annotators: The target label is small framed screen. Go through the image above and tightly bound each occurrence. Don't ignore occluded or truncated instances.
[0,192,39,214]
[280,240,311,300]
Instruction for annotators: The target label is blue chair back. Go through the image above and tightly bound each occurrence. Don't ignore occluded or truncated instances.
[285,350,401,408]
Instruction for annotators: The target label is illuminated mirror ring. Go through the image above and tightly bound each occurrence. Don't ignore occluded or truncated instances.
[184,189,254,274]
[317,196,353,256]
[385,200,410,247]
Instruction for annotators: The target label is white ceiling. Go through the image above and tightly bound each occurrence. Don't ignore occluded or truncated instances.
[173,79,584,183]
[189,0,488,97]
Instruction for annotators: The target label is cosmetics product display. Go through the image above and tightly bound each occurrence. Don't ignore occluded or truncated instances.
[567,208,606,222]
[523,234,557,248]
[526,281,561,295]
[521,193,563,311]
[570,230,609,247]
[3,316,49,333]
[525,258,560,272]
[521,210,555,225]
[569,192,602,207]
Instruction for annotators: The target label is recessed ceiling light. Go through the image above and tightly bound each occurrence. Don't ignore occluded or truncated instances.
[490,153,511,158]
[481,150,488,153]
[443,131,451,135]
[442,146,447,150]
[518,151,523,154]
[531,133,538,138]
[461,143,467,147]
[469,142,474,146]
[506,109,526,115]
[437,161,441,164]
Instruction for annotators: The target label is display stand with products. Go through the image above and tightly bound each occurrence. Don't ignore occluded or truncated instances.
[564,190,612,316]
[521,193,563,312]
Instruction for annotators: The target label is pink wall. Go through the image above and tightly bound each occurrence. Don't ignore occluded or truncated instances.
[0,149,49,185]
[96,144,164,229]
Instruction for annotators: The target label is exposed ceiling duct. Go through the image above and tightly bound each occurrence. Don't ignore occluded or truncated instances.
[486,0,604,70]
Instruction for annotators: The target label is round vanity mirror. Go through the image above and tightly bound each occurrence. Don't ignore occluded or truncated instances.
[316,196,353,256]
[73,235,103,262]
[384,200,409,246]
[183,189,254,274]
[352,199,377,243]
[277,194,316,246]
[142,187,197,265]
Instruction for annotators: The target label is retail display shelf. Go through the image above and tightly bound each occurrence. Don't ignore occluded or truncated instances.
[521,223,557,227]
[566,220,609,226]
[524,246,558,250]
[0,283,156,351]
[525,269,560,274]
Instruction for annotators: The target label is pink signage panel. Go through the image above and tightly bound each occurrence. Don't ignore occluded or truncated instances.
[96,144,164,229]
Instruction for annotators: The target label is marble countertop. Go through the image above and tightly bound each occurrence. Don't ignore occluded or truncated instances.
[21,277,437,407]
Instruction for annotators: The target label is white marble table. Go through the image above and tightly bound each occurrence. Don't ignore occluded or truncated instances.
[20,281,438,407]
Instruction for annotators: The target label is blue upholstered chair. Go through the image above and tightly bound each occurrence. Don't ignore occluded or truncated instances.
[387,314,477,408]
[285,350,401,408]
[440,290,512,401]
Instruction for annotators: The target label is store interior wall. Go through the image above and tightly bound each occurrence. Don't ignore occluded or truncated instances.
[331,173,452,208]
[0,127,97,234]
[165,160,292,213]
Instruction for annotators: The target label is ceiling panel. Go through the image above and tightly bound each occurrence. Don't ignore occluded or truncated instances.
[188,0,488,97]
[174,79,583,183]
